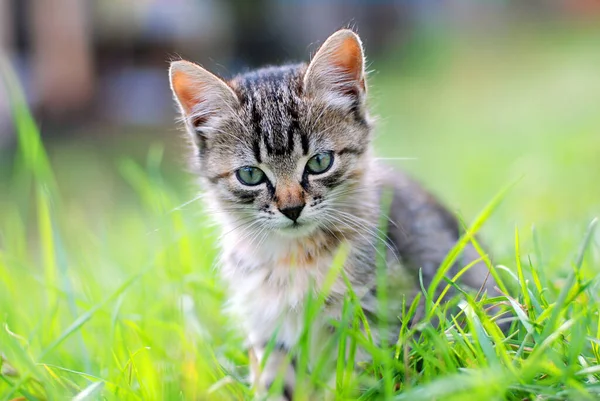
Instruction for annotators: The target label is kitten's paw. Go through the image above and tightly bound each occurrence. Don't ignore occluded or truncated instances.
[250,346,296,400]
[255,369,295,400]
[262,381,294,401]
[253,358,296,400]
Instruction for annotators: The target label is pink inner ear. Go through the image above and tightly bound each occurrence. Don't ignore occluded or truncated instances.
[172,70,204,114]
[331,37,363,83]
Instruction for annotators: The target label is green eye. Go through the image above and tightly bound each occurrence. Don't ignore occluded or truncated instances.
[236,166,266,186]
[306,152,334,174]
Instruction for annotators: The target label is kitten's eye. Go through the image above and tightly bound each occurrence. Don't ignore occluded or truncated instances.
[236,166,266,186]
[306,152,334,174]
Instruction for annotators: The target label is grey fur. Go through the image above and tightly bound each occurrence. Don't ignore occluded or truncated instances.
[169,29,500,398]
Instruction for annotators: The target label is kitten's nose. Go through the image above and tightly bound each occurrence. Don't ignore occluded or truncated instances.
[279,204,305,222]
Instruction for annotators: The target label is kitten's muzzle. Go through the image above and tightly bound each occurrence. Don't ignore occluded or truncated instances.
[279,204,305,222]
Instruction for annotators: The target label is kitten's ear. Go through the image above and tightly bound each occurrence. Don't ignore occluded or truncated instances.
[304,29,366,108]
[169,60,239,129]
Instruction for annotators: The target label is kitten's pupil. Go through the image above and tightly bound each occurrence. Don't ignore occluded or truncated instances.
[236,166,265,186]
[306,152,333,174]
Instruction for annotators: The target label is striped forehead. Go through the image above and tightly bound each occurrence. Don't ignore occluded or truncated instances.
[233,65,310,163]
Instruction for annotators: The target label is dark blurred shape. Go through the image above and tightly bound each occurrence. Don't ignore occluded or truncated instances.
[227,0,410,67]
[31,0,95,118]
[0,0,14,147]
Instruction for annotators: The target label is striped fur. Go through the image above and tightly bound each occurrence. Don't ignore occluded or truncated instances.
[169,29,500,399]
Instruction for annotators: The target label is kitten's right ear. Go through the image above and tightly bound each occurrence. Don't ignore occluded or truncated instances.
[169,60,239,129]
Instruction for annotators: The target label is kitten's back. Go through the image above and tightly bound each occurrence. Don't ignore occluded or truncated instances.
[377,163,498,298]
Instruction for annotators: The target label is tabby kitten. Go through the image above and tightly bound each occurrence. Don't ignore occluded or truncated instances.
[169,29,499,398]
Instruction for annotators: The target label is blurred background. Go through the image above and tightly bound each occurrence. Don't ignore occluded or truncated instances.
[1,2,600,398]
[1,0,599,258]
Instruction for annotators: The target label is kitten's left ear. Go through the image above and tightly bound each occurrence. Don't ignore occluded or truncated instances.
[304,29,366,109]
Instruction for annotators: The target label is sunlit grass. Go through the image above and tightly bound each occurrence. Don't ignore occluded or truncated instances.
[1,27,600,400]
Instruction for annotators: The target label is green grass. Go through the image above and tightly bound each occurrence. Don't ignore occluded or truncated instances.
[1,27,600,400]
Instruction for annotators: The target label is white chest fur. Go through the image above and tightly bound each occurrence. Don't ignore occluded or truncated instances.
[220,231,348,347]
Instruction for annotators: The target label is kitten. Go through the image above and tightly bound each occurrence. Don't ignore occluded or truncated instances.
[169,29,500,398]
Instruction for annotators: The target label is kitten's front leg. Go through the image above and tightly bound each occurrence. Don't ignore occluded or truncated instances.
[250,343,296,400]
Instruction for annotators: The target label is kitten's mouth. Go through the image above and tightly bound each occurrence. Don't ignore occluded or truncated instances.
[277,221,316,237]
[284,222,304,231]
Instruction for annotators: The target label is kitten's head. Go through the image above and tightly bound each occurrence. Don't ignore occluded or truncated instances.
[169,30,373,238]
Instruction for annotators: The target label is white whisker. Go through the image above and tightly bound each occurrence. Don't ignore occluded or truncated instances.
[375,157,419,161]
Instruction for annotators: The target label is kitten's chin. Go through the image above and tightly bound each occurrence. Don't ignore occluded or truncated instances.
[275,221,319,238]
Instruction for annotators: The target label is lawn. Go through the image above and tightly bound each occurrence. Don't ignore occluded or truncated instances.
[1,26,599,400]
